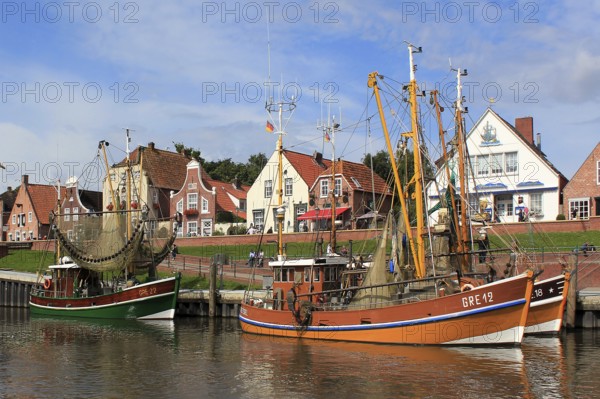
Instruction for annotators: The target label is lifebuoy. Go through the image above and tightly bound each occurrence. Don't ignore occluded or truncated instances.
[43,278,52,290]
[461,283,475,292]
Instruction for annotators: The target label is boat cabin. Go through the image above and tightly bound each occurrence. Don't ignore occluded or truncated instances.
[42,259,108,298]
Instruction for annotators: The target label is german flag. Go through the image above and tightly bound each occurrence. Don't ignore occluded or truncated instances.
[265,121,274,133]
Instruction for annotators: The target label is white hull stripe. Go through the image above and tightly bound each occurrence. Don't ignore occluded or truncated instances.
[29,291,174,312]
[524,319,562,334]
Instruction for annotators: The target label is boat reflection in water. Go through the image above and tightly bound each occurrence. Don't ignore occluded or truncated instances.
[238,333,531,399]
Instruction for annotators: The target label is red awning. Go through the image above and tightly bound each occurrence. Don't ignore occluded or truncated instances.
[297,207,349,221]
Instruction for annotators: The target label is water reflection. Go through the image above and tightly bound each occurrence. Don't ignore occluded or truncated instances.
[0,308,598,399]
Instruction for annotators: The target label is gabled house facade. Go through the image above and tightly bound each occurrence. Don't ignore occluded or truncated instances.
[562,142,600,219]
[427,109,568,224]
[6,175,65,241]
[105,142,192,235]
[0,185,18,241]
[301,159,392,230]
[58,176,102,240]
[246,150,331,233]
[170,160,250,237]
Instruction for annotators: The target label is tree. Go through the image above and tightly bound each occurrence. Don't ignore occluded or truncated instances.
[172,142,201,161]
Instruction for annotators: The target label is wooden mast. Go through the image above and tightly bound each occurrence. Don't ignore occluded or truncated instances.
[453,67,472,272]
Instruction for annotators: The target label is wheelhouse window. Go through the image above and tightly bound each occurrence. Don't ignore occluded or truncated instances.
[324,267,339,282]
[274,268,294,282]
[303,267,320,282]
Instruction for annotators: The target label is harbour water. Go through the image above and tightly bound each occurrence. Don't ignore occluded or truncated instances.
[0,308,598,399]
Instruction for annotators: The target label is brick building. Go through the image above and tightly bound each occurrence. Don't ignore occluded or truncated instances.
[58,176,102,240]
[6,175,65,241]
[562,142,600,219]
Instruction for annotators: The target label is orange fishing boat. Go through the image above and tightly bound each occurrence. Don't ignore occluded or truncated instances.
[240,43,534,346]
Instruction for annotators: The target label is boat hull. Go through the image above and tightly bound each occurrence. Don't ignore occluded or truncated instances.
[525,273,570,335]
[29,275,180,320]
[240,272,533,345]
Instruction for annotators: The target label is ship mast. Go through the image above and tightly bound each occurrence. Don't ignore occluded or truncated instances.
[266,94,296,259]
[406,43,426,278]
[453,67,472,272]
[318,113,340,253]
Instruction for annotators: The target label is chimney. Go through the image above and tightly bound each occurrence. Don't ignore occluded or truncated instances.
[515,117,534,144]
[148,142,155,150]
[21,175,29,185]
[313,151,323,166]
[536,132,541,150]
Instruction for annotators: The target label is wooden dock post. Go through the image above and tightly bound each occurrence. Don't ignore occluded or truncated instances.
[565,253,578,329]
[209,258,217,317]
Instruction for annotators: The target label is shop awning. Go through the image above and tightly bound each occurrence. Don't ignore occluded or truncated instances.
[297,207,350,221]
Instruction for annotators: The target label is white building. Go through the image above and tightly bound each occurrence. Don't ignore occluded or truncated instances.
[246,150,330,233]
[427,108,568,224]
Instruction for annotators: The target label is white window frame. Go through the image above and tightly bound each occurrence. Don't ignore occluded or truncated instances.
[320,180,329,198]
[64,208,71,222]
[176,199,183,213]
[334,177,342,197]
[12,214,16,225]
[253,209,265,231]
[28,211,32,222]
[187,221,198,236]
[490,154,503,175]
[72,207,79,222]
[597,160,600,185]
[505,152,518,174]
[201,219,212,236]
[264,180,273,198]
[569,198,589,220]
[201,197,209,213]
[285,177,293,196]
[529,193,543,216]
[187,193,198,210]
[477,155,489,177]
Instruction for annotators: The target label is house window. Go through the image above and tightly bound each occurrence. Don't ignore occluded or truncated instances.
[201,197,209,213]
[320,180,329,197]
[177,199,183,213]
[264,180,273,198]
[12,214,16,225]
[351,177,362,189]
[64,208,71,222]
[73,207,79,222]
[505,152,518,174]
[597,160,600,185]
[253,209,265,232]
[238,200,246,211]
[285,178,293,196]
[490,154,503,175]
[28,212,32,222]
[334,177,342,197]
[529,194,543,215]
[29,231,34,240]
[187,221,198,236]
[201,219,212,236]
[187,193,198,210]
[477,155,489,176]
[569,198,589,220]
[15,231,20,241]
[67,230,74,240]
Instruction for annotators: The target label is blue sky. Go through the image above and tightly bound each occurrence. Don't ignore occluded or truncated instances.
[0,1,598,193]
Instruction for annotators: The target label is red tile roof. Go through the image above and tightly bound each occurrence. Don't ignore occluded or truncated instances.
[283,150,331,186]
[204,178,250,219]
[320,159,390,194]
[27,184,65,224]
[116,146,192,191]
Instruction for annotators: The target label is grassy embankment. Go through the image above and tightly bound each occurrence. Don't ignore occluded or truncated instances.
[1,230,598,288]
